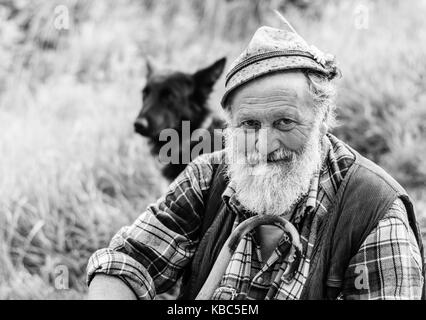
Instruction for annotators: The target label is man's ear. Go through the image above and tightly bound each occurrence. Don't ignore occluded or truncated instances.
[146,56,155,79]
[193,57,227,95]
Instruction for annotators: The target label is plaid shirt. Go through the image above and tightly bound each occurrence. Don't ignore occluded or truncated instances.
[86,134,424,300]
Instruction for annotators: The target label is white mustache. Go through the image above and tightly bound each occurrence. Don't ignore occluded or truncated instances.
[245,148,298,165]
[267,148,298,162]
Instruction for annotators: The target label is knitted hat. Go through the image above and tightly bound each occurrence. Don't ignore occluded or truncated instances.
[221,18,339,107]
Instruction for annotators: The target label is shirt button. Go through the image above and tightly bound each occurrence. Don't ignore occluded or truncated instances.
[257,276,264,284]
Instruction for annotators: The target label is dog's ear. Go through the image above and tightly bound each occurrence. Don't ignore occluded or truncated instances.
[193,57,227,95]
[146,56,155,78]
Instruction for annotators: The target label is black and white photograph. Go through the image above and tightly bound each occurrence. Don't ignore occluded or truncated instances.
[0,0,425,307]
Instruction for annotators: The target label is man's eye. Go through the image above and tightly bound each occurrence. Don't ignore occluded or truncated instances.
[275,118,296,130]
[240,120,261,129]
[279,118,294,124]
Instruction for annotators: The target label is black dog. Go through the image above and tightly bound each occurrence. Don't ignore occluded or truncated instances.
[134,57,227,181]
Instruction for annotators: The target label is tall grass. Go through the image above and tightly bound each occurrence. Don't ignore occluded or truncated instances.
[0,0,425,299]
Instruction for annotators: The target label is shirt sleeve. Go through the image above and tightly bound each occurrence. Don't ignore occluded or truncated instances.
[342,198,424,300]
[86,153,217,299]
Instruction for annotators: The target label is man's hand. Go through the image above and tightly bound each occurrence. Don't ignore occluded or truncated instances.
[87,274,137,300]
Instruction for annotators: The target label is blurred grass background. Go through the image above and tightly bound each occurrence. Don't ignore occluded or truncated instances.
[0,0,425,299]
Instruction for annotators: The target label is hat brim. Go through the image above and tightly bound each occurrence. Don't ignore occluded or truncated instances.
[221,55,328,107]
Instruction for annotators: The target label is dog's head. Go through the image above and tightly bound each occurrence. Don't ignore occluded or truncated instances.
[134,57,226,139]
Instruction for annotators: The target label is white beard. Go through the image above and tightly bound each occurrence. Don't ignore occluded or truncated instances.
[224,124,323,216]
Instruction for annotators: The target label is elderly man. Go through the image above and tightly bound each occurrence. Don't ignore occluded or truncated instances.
[87,22,425,300]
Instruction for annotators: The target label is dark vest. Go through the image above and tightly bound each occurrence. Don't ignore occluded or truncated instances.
[178,147,425,300]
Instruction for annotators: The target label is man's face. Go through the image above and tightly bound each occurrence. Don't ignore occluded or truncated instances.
[224,71,323,216]
[228,71,316,159]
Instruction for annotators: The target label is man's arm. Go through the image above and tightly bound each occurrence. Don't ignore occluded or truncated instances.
[86,153,218,299]
[342,198,424,300]
[88,275,137,300]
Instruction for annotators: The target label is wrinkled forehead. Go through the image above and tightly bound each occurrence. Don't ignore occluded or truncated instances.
[227,71,311,113]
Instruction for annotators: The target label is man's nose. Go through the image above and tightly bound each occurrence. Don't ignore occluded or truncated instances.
[134,117,150,135]
[255,127,280,155]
